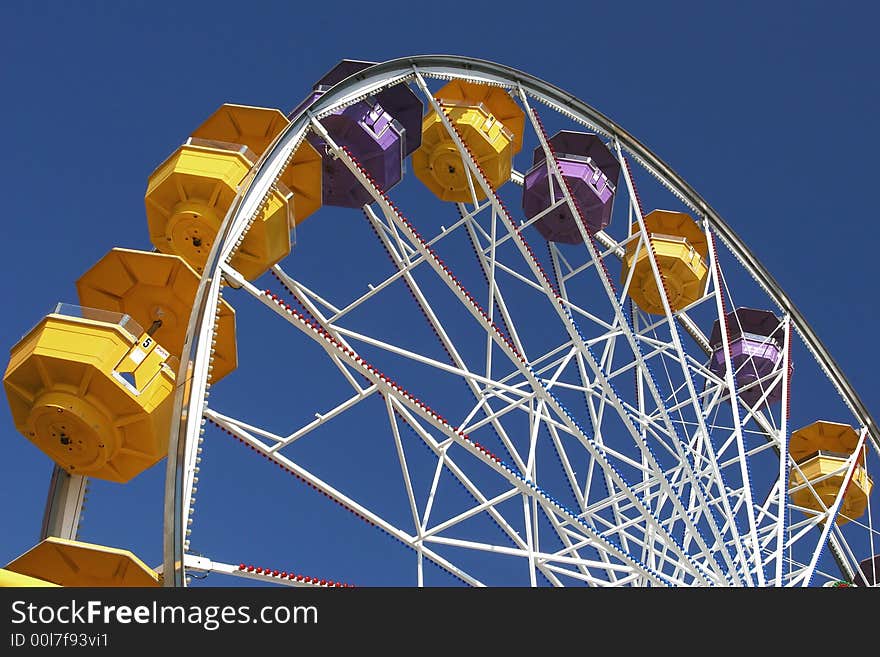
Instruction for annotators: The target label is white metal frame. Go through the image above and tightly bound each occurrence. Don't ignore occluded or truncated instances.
[103,55,880,587]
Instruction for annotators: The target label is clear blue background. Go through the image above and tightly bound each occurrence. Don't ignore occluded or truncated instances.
[1,0,877,585]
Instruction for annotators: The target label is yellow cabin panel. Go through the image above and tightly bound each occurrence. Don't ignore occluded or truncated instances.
[230,189,291,280]
[76,248,237,383]
[790,420,862,462]
[280,140,323,226]
[0,568,58,587]
[5,538,159,587]
[191,103,289,158]
[636,210,709,258]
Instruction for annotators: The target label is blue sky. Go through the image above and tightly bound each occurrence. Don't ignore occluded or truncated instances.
[1,1,878,586]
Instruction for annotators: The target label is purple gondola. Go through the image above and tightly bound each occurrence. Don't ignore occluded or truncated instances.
[522,131,620,244]
[709,307,785,406]
[855,553,880,587]
[290,60,423,208]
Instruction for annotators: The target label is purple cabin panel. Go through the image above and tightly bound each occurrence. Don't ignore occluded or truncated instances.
[855,554,880,587]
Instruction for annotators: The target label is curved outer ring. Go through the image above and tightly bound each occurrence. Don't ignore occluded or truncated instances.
[161,55,879,586]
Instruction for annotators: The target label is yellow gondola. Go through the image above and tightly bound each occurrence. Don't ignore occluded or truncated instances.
[413,80,524,202]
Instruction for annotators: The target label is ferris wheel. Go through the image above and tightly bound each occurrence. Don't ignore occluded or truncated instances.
[3,55,879,588]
